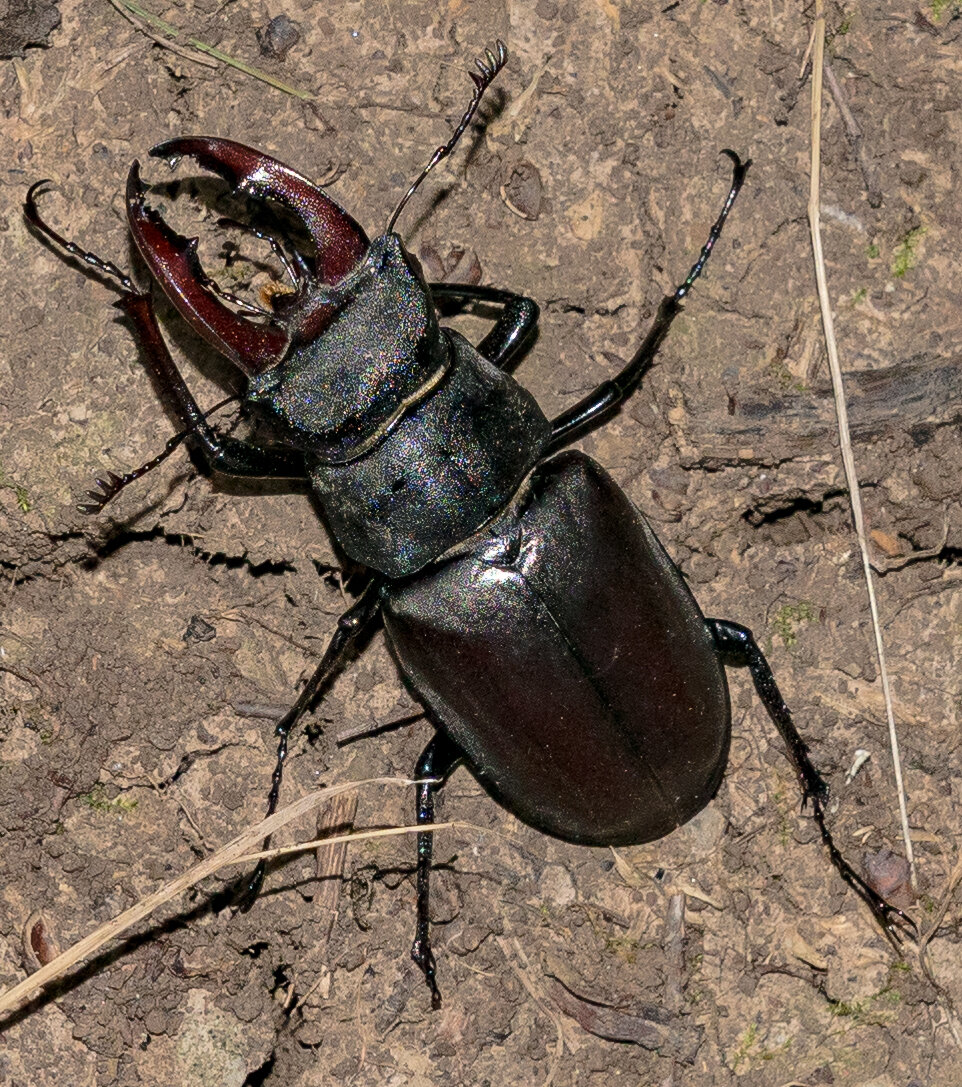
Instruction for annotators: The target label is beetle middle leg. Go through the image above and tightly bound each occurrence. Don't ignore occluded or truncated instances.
[411,731,464,1009]
[240,576,385,903]
[708,618,914,940]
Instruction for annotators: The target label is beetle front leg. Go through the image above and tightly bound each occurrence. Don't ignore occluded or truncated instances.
[708,618,915,941]
[430,283,539,371]
[412,731,464,1009]
[118,292,305,481]
[25,187,305,503]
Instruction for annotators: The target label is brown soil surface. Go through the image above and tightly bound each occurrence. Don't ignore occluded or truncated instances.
[2,2,962,1084]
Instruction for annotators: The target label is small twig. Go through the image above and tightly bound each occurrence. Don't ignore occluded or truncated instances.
[107,0,315,100]
[664,893,686,1017]
[107,0,217,66]
[219,610,317,657]
[807,0,915,887]
[799,20,818,76]
[287,790,358,1011]
[823,61,883,208]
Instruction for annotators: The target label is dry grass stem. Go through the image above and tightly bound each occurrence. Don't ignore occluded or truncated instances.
[107,0,315,99]
[807,0,915,885]
[0,778,443,1020]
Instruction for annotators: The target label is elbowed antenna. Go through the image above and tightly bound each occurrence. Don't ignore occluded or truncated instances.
[386,40,508,236]
[25,180,138,294]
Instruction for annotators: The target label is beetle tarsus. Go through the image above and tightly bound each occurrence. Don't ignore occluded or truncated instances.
[215,215,305,295]
[411,941,442,1011]
[675,149,750,301]
[25,181,138,295]
[412,732,464,1008]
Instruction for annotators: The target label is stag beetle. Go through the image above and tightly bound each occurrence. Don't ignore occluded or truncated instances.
[26,41,909,1008]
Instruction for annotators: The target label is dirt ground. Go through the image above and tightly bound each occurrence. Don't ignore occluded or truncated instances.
[2,1,962,1084]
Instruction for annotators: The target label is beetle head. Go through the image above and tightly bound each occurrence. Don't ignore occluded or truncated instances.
[127,138,448,463]
[246,231,447,463]
[125,43,507,461]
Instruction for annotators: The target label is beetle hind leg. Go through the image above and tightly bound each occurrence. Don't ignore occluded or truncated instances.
[412,732,464,1009]
[708,618,916,943]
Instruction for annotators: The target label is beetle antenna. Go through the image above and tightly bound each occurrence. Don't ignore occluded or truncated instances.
[386,40,508,236]
[77,395,239,514]
[214,215,305,302]
[25,181,138,295]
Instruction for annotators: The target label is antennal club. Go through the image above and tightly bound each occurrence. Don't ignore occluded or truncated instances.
[386,40,508,235]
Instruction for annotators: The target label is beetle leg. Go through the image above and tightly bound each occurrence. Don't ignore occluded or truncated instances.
[118,291,306,480]
[241,577,384,905]
[25,180,138,293]
[412,731,464,1009]
[430,283,539,370]
[708,618,917,943]
[546,151,750,451]
[214,215,307,295]
[25,184,305,502]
